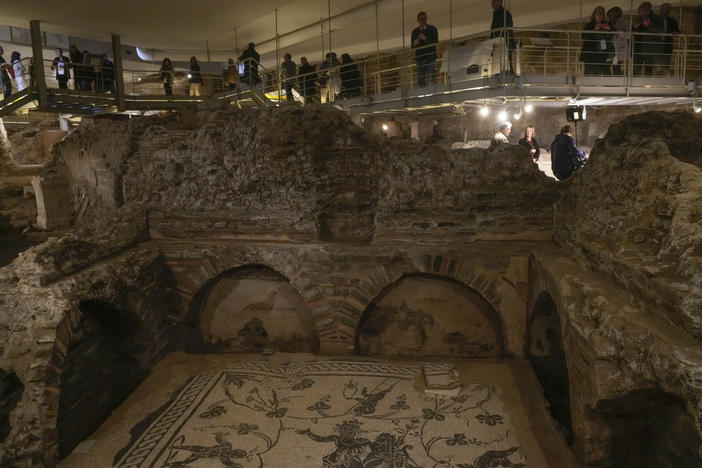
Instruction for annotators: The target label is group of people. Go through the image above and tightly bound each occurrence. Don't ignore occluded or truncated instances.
[0,46,29,98]
[492,122,588,181]
[49,47,116,93]
[581,2,680,76]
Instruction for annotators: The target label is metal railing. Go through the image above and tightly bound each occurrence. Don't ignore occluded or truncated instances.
[3,26,701,110]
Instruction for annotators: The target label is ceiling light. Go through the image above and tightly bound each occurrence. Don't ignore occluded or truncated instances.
[524,103,533,113]
[480,106,489,117]
[514,110,523,120]
[694,102,701,113]
[568,98,577,105]
[382,123,389,131]
[497,110,507,121]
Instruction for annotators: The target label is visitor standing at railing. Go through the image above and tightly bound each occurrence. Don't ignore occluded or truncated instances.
[239,43,261,88]
[0,47,11,98]
[340,53,362,98]
[224,58,239,90]
[632,2,664,76]
[659,3,680,72]
[411,11,438,87]
[490,0,515,73]
[607,7,629,76]
[51,48,71,90]
[160,58,175,96]
[98,54,115,94]
[319,52,341,103]
[189,56,202,97]
[69,45,90,91]
[581,6,614,76]
[298,57,316,103]
[281,53,297,102]
[10,52,26,92]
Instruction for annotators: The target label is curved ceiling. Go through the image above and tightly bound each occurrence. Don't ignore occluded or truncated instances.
[0,0,692,66]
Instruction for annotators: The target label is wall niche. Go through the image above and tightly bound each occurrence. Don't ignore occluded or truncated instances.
[197,265,319,353]
[58,300,148,459]
[527,291,573,444]
[356,274,503,357]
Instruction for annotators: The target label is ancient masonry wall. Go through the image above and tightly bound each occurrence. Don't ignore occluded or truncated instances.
[0,107,701,466]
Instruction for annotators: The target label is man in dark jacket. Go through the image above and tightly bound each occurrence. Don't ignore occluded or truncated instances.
[551,125,588,181]
[298,57,316,103]
[490,0,515,73]
[659,3,680,69]
[0,47,11,98]
[239,43,260,87]
[411,11,439,87]
[632,2,665,75]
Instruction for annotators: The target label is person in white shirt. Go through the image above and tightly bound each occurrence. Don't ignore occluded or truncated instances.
[491,122,512,147]
[11,51,26,92]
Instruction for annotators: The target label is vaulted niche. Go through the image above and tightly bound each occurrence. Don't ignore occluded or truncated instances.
[355,274,503,357]
[197,265,319,353]
[527,292,573,444]
[58,300,148,459]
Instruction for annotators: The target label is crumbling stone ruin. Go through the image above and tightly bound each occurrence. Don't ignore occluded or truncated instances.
[0,106,701,467]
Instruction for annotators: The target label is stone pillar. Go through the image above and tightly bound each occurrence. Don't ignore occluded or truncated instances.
[30,20,48,107]
[32,173,72,230]
[111,34,126,112]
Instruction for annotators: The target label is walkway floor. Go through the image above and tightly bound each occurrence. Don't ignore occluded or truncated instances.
[59,353,581,467]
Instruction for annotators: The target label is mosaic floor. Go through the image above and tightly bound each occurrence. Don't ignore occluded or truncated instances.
[60,353,580,468]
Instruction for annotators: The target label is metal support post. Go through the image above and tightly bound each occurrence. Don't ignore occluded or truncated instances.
[29,20,47,107]
[111,34,126,111]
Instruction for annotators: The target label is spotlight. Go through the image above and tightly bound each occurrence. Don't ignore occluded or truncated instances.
[694,102,702,113]
[514,110,523,120]
[187,73,192,79]
[382,123,389,131]
[524,103,533,113]
[497,110,507,121]
[480,106,489,117]
[568,97,577,105]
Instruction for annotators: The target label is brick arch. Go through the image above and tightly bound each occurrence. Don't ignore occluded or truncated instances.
[353,270,507,357]
[296,254,508,354]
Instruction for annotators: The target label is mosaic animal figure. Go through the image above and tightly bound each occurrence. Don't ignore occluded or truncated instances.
[457,446,525,468]
[298,419,372,467]
[166,432,247,467]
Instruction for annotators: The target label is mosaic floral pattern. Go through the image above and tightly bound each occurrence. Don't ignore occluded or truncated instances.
[114,360,525,468]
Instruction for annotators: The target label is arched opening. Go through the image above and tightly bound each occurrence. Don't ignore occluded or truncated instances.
[355,273,504,357]
[0,370,23,443]
[527,291,573,444]
[192,264,319,353]
[596,388,701,468]
[58,301,147,459]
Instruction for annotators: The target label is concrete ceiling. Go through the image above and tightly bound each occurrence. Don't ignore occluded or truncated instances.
[0,0,694,66]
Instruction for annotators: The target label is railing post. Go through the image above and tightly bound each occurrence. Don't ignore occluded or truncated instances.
[29,20,47,107]
[111,34,126,111]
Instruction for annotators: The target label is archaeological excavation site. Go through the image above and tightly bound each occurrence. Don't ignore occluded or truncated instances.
[0,103,700,468]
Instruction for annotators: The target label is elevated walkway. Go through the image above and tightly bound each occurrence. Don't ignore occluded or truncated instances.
[0,86,274,118]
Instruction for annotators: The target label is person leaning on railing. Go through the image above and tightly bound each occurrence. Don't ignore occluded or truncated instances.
[160,57,175,96]
[581,6,614,76]
[607,7,629,76]
[632,1,665,76]
[340,53,362,99]
[298,57,316,103]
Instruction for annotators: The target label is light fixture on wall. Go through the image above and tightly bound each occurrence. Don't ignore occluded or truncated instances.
[382,123,389,131]
[513,109,523,120]
[480,106,489,117]
[524,103,533,113]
